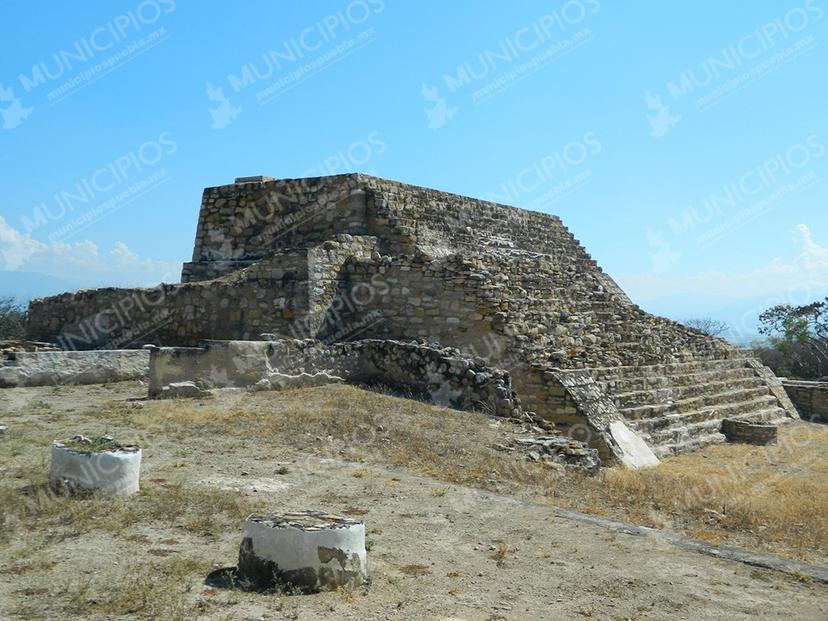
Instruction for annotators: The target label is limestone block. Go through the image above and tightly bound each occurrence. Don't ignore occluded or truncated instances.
[50,436,141,496]
[608,421,660,469]
[721,419,778,445]
[260,371,344,391]
[0,350,149,388]
[238,511,367,592]
[158,381,210,399]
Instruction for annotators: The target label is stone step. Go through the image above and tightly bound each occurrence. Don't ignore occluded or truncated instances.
[630,400,783,435]
[651,431,727,458]
[621,391,777,421]
[639,407,787,450]
[597,366,756,393]
[612,376,766,409]
[619,384,771,417]
[568,359,788,458]
[589,358,748,381]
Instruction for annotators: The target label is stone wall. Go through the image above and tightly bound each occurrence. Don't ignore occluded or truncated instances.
[721,419,778,445]
[747,359,800,418]
[510,364,659,467]
[0,349,148,387]
[148,338,524,421]
[27,236,376,350]
[28,173,731,369]
[335,252,509,363]
[782,380,828,423]
[338,249,732,369]
[180,173,628,301]
[182,176,370,282]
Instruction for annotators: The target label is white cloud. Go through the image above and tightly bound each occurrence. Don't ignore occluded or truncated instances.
[0,216,180,287]
[0,215,45,270]
[619,224,828,303]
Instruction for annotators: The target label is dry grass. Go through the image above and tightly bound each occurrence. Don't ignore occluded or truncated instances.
[94,384,828,562]
[588,425,828,555]
[488,541,516,568]
[0,469,260,619]
[7,553,215,621]
[1,381,825,619]
[107,385,562,492]
[0,475,254,547]
[399,564,431,577]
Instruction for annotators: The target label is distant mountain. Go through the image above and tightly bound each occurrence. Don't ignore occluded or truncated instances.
[0,271,84,303]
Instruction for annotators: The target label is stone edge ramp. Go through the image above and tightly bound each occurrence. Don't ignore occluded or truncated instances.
[552,507,827,583]
[319,456,828,584]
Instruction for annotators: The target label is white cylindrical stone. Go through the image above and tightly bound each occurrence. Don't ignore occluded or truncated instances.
[238,511,367,592]
[49,437,141,496]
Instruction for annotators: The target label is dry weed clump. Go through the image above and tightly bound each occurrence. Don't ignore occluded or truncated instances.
[591,424,828,556]
[400,564,432,577]
[58,555,211,620]
[0,474,253,543]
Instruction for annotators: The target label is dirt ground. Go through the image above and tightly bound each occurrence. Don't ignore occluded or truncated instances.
[0,381,826,620]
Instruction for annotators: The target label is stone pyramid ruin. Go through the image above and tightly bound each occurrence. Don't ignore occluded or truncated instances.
[27,174,798,467]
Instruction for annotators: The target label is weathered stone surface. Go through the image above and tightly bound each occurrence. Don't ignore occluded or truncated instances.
[148,339,527,422]
[747,359,799,418]
[255,371,344,391]
[721,418,778,445]
[608,421,660,469]
[0,349,149,388]
[237,511,367,593]
[234,175,274,184]
[50,437,142,496]
[782,380,828,423]
[157,381,210,399]
[511,436,600,474]
[24,174,797,463]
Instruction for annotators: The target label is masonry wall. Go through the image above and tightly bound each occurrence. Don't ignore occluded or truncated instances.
[336,251,732,369]
[182,175,369,282]
[721,419,779,445]
[510,365,631,463]
[27,237,375,349]
[148,338,523,420]
[27,173,736,369]
[782,380,828,423]
[180,174,629,301]
[334,253,510,362]
[0,350,148,387]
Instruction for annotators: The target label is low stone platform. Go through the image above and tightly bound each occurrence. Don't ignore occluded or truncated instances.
[782,380,828,423]
[721,419,778,445]
[0,349,149,388]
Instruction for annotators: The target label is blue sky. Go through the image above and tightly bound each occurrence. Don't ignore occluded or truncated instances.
[1,0,826,341]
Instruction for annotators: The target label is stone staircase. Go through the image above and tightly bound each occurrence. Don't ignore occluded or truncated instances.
[588,358,793,457]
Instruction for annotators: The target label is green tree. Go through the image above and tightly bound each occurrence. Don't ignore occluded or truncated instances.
[757,298,827,379]
[0,296,27,340]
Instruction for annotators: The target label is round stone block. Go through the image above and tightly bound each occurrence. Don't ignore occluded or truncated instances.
[238,511,367,592]
[49,436,142,496]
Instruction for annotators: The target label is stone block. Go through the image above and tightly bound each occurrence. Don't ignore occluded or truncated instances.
[721,419,778,445]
